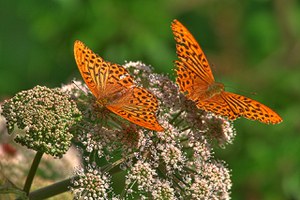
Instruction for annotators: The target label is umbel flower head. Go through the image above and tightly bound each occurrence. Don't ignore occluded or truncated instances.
[69,61,235,199]
[1,85,81,158]
[71,164,114,200]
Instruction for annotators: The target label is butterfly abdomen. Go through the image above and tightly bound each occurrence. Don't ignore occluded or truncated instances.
[97,98,108,107]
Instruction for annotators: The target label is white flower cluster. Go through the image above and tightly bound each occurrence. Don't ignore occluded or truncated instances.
[72,164,114,200]
[69,61,234,199]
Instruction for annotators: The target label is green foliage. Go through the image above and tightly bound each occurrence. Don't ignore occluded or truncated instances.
[1,0,300,199]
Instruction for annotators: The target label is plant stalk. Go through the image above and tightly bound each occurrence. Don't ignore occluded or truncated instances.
[23,151,44,195]
[28,178,72,200]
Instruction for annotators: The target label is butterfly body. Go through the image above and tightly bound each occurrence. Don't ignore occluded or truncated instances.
[74,40,164,131]
[172,19,282,124]
[96,87,129,107]
[205,82,225,100]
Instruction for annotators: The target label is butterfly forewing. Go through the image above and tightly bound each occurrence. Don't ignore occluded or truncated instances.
[176,60,211,102]
[74,40,106,97]
[74,41,134,99]
[172,19,214,84]
[172,20,282,124]
[74,40,164,131]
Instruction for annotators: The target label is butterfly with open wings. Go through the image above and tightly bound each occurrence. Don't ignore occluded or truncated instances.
[74,40,164,131]
[172,19,282,124]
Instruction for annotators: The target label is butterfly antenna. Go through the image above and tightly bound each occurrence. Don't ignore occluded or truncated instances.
[226,85,258,96]
[210,62,217,73]
[72,79,89,96]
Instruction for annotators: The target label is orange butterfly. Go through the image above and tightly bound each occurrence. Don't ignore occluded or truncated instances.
[171,20,282,124]
[74,40,164,131]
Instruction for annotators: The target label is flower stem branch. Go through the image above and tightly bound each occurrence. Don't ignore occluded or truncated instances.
[102,153,136,173]
[170,110,184,124]
[23,151,44,195]
[28,178,72,200]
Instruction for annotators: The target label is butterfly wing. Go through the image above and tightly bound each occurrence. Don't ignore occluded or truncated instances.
[74,40,164,131]
[196,93,238,120]
[74,40,134,99]
[175,60,212,101]
[172,19,215,85]
[221,92,282,124]
[197,91,282,124]
[106,87,164,131]
[172,20,282,124]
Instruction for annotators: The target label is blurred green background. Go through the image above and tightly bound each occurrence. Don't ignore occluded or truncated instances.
[1,0,300,199]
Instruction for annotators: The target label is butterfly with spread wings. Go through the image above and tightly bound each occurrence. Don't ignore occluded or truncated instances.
[172,19,282,124]
[74,40,164,131]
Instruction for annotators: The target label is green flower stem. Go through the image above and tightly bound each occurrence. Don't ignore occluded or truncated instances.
[183,166,197,173]
[23,151,44,195]
[180,126,192,132]
[28,178,72,200]
[103,152,135,173]
[120,179,137,199]
[170,110,184,124]
[157,166,185,192]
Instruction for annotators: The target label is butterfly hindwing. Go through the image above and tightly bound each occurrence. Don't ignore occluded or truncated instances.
[196,90,282,124]
[106,87,164,131]
[196,93,238,120]
[221,92,282,124]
